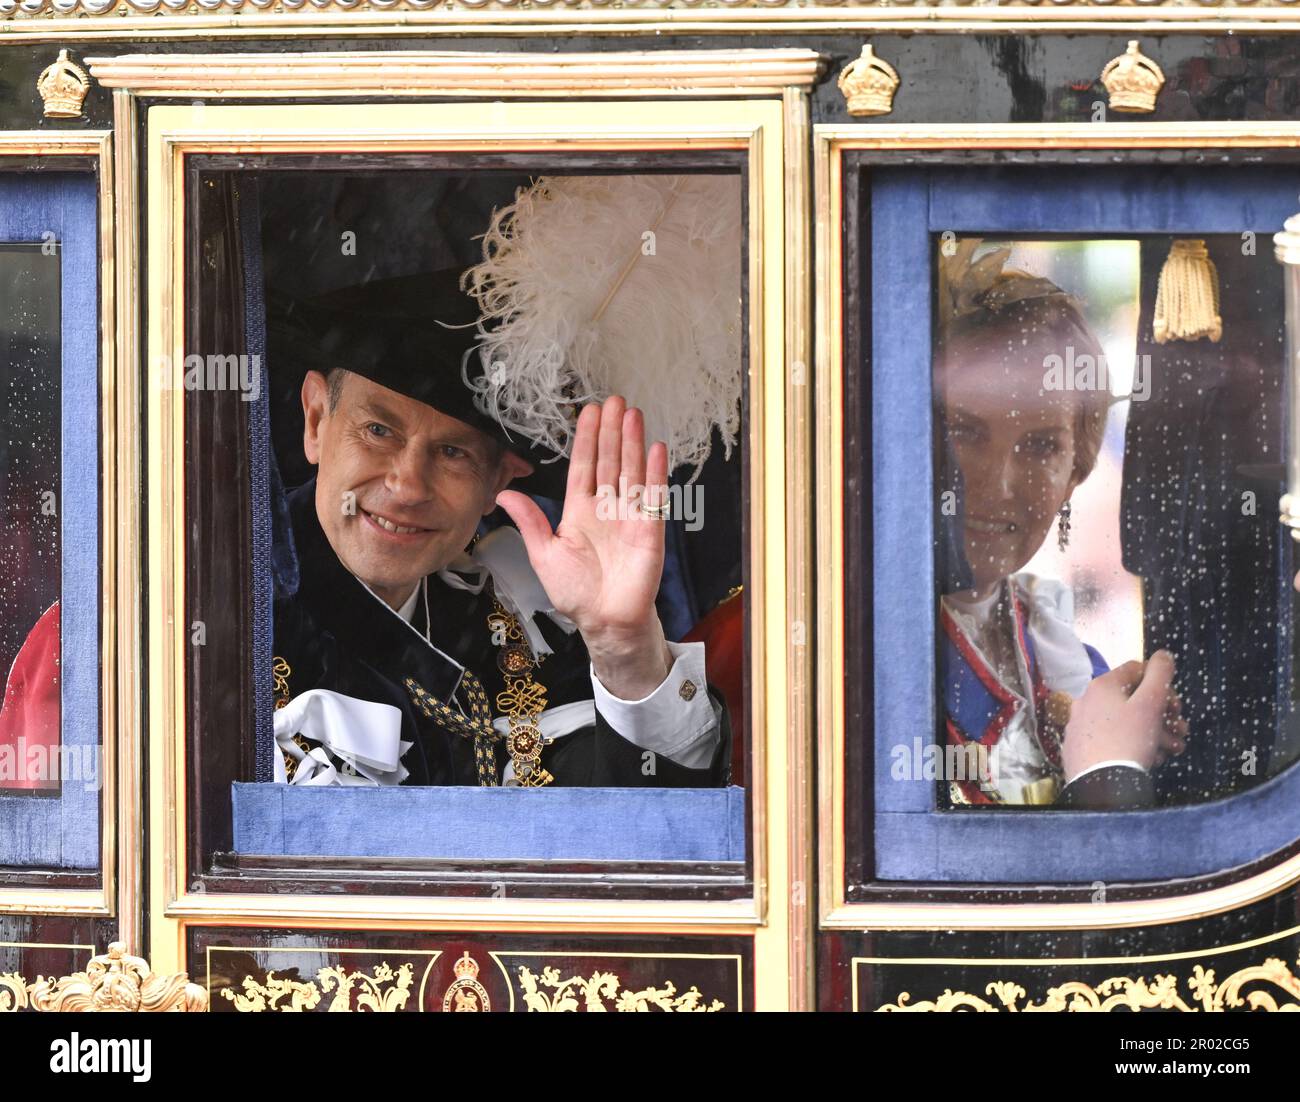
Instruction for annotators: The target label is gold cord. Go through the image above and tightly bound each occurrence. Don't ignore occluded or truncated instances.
[404,579,554,787]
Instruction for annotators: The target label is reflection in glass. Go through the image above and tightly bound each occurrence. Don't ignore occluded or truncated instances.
[0,243,61,793]
[936,235,1291,810]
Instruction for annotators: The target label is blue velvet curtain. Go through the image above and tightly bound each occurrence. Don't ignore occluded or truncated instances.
[1122,237,1295,802]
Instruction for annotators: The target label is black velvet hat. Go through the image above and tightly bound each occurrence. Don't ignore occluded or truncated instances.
[268,269,569,499]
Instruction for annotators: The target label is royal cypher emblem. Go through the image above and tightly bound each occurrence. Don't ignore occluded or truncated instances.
[442,951,491,1012]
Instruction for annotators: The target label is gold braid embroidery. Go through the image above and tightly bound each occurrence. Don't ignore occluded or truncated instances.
[404,579,553,788]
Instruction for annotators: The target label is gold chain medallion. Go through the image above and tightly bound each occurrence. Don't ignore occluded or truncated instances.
[401,579,557,787]
[488,585,554,787]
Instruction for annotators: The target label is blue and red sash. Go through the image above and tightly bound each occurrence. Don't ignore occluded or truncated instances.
[941,588,1057,804]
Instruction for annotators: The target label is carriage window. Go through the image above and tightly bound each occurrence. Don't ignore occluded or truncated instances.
[0,171,101,872]
[934,234,1295,811]
[0,244,61,795]
[827,156,1300,889]
[182,160,749,879]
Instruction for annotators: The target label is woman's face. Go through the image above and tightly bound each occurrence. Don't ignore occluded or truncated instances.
[941,347,1081,594]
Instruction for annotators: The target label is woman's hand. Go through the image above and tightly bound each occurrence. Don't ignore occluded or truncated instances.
[1061,650,1188,783]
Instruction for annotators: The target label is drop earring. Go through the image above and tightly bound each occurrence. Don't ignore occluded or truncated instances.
[1057,500,1072,552]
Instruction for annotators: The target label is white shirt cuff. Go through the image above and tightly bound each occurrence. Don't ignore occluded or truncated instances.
[589,640,720,770]
[1067,759,1148,786]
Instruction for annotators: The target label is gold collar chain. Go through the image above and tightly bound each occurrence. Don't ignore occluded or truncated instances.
[487,581,554,788]
[279,579,556,788]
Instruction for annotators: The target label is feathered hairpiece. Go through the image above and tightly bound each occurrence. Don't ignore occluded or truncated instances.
[938,238,1073,336]
[462,174,743,482]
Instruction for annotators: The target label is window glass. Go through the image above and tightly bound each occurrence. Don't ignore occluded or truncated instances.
[934,234,1293,809]
[0,242,61,795]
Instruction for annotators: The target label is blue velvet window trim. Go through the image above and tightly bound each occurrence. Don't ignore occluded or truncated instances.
[232,783,746,862]
[870,165,1300,884]
[0,173,99,869]
[924,165,1300,234]
[238,180,277,784]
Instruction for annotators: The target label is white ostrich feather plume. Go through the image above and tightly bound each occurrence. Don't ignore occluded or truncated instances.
[462,174,743,481]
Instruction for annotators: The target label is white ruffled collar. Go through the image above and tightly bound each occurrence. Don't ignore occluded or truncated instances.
[943,572,1096,699]
[435,527,577,658]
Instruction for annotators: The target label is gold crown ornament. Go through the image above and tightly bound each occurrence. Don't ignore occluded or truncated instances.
[453,952,480,982]
[1101,41,1165,115]
[837,45,900,118]
[37,50,90,120]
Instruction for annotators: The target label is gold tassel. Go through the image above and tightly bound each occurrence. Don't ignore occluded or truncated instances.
[1153,239,1222,344]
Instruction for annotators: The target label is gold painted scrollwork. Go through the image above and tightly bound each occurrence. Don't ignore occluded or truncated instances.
[883,989,1000,1013]
[0,973,30,1012]
[877,958,1300,1013]
[993,975,1195,1013]
[221,961,414,1012]
[2,943,208,1012]
[222,972,322,1013]
[517,965,724,1012]
[1190,959,1300,1013]
[319,962,414,1012]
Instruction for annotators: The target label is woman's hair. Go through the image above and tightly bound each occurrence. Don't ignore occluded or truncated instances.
[939,291,1110,486]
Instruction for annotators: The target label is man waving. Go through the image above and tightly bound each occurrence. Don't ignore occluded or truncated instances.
[270,269,728,789]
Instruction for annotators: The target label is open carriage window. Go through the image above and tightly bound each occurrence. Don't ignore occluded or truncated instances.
[182,158,749,888]
[0,172,101,872]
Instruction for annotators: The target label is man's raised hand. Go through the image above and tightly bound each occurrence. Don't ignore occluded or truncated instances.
[495,396,674,700]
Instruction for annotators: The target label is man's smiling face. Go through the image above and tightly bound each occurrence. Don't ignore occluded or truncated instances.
[301,368,533,608]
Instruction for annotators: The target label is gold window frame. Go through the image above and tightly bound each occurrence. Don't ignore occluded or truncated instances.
[815,122,1300,934]
[142,94,813,1009]
[0,131,127,925]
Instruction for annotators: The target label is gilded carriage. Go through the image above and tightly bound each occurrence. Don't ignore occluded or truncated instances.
[3,0,1300,1015]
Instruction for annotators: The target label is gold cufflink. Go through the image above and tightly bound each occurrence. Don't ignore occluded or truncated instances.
[679,679,698,701]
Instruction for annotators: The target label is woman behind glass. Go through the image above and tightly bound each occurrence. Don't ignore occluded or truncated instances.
[937,243,1187,809]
